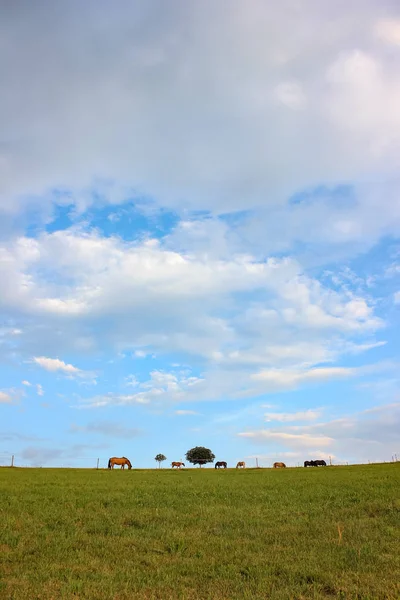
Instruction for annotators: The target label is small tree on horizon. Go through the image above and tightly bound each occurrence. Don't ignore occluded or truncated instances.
[185,446,215,467]
[155,454,167,468]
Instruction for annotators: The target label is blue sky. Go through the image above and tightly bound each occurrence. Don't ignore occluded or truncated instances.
[1,0,400,467]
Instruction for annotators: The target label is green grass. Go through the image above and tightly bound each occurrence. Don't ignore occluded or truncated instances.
[1,464,399,599]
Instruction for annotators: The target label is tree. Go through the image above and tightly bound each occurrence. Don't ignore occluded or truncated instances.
[185,446,215,467]
[155,454,167,468]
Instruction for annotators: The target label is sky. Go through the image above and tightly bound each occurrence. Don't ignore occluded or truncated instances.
[1,0,400,468]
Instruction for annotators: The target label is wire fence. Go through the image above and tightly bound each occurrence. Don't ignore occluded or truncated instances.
[0,454,398,469]
[0,454,107,469]
[246,456,398,468]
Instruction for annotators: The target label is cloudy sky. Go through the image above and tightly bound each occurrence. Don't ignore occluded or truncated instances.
[1,0,400,467]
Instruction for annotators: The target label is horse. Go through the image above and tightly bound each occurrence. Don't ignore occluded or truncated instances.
[215,461,227,469]
[304,459,327,467]
[108,456,132,470]
[171,461,185,469]
[273,462,286,468]
[236,461,245,469]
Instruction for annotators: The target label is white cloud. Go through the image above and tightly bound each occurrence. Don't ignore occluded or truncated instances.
[175,410,201,416]
[77,370,205,408]
[22,380,31,387]
[394,291,400,304]
[251,366,357,392]
[386,263,400,277]
[264,409,322,422]
[239,430,334,449]
[0,230,384,371]
[249,362,395,395]
[33,356,81,374]
[1,0,400,235]
[75,393,150,409]
[36,384,44,397]
[273,81,306,110]
[124,375,139,387]
[0,227,390,407]
[375,18,400,46]
[0,391,13,404]
[32,356,95,382]
[75,362,395,409]
[0,388,23,404]
[238,402,400,463]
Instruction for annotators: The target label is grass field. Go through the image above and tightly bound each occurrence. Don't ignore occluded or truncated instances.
[1,464,399,599]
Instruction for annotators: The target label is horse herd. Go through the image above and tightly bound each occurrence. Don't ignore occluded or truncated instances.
[108,457,328,469]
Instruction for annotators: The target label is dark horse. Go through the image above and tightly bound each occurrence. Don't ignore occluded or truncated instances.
[108,456,132,469]
[304,460,327,467]
[215,461,227,469]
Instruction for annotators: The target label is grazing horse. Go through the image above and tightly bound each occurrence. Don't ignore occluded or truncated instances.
[171,461,185,469]
[314,459,327,467]
[273,462,286,468]
[108,456,132,470]
[236,461,245,469]
[304,460,314,467]
[215,461,227,469]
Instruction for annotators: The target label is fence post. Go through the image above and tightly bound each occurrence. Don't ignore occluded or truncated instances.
[256,457,259,468]
[96,458,99,470]
[11,455,14,467]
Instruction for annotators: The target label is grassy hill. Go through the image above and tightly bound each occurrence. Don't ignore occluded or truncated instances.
[1,464,399,599]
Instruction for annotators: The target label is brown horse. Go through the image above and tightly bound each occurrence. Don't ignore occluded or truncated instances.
[171,461,185,469]
[273,462,286,468]
[108,456,132,469]
[215,461,227,469]
[236,461,246,469]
